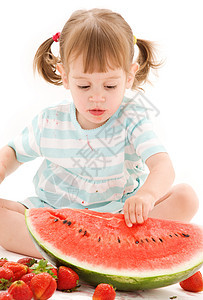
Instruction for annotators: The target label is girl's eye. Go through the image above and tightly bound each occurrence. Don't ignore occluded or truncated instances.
[78,85,90,89]
[77,85,117,90]
[105,85,117,89]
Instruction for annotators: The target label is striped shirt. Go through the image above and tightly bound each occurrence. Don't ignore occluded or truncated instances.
[8,96,166,212]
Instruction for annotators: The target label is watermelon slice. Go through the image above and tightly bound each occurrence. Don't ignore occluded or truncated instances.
[25,208,203,291]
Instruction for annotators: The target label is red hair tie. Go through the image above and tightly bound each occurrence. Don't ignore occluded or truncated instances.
[52,32,61,42]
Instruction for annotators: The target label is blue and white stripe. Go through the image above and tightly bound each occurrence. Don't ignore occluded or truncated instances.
[8,97,166,212]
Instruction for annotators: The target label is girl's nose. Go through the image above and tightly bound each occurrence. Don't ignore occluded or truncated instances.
[89,96,106,102]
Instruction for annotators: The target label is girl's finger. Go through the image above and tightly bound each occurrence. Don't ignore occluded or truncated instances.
[136,203,144,223]
[129,201,136,224]
[142,204,149,221]
[123,203,132,227]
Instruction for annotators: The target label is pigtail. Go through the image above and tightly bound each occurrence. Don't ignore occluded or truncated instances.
[33,38,62,85]
[133,39,162,89]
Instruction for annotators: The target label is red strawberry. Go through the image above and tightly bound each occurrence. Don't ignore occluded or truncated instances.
[8,280,33,300]
[0,268,13,290]
[17,257,37,268]
[21,272,36,287]
[179,271,203,292]
[30,272,57,300]
[0,258,8,267]
[3,262,28,281]
[57,266,79,291]
[0,291,14,300]
[0,267,13,281]
[93,283,116,300]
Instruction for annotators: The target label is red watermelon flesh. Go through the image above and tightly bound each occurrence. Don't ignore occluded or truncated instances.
[25,208,203,291]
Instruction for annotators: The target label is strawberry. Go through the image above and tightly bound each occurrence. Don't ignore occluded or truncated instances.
[21,272,36,287]
[0,268,13,290]
[57,266,79,291]
[30,272,57,300]
[0,258,8,267]
[8,280,33,300]
[30,259,57,279]
[93,283,116,300]
[17,257,37,268]
[0,268,13,281]
[0,291,14,300]
[179,271,203,292]
[3,262,28,282]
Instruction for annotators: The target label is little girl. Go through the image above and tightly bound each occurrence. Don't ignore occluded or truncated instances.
[0,8,199,257]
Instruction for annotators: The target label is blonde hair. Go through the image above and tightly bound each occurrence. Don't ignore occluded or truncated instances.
[33,8,161,90]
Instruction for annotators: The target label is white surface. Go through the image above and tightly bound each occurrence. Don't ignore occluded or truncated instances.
[0,246,202,299]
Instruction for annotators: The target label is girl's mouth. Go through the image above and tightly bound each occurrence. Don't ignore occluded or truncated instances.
[89,109,105,116]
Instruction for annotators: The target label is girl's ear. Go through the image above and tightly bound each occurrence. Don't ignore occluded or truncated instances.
[126,62,139,89]
[56,63,69,89]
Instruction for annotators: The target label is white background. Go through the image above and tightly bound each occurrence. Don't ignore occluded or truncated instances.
[0,0,202,224]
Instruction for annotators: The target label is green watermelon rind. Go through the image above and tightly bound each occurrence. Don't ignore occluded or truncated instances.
[25,212,203,291]
[39,243,203,291]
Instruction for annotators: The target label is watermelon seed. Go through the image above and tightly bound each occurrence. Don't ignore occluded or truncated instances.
[152,238,156,242]
[159,238,163,242]
[182,233,190,237]
[83,230,87,236]
[67,221,72,226]
[79,229,82,233]
[145,238,149,242]
[54,218,58,222]
[63,220,67,224]
[98,237,101,242]
[118,238,121,243]
[175,233,178,237]
[169,235,173,238]
[140,239,144,243]
[135,240,139,244]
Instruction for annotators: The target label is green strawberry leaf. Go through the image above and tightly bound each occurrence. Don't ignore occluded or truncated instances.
[27,258,38,267]
[30,259,57,279]
[47,269,57,279]
[30,259,52,273]
[0,278,12,290]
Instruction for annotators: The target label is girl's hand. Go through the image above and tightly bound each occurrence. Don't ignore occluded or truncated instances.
[123,192,155,227]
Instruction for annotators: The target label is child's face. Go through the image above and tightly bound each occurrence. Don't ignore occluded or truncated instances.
[57,55,137,130]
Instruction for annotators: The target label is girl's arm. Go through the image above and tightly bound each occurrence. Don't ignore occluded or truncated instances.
[0,145,23,183]
[139,152,175,202]
[123,152,175,227]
